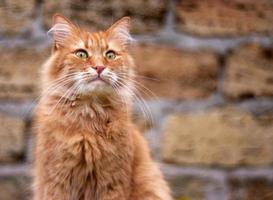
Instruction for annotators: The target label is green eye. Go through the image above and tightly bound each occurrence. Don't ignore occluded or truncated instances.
[75,49,88,59]
[105,50,116,60]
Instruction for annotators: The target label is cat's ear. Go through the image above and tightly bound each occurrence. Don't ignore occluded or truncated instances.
[106,17,133,46]
[48,14,77,50]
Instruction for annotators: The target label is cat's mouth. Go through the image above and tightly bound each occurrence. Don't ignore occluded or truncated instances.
[82,75,113,91]
[88,76,106,84]
[74,71,117,95]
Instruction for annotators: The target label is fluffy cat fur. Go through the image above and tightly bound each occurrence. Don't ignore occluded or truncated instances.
[33,14,172,200]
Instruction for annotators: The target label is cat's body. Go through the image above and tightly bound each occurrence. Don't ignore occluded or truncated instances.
[33,14,172,200]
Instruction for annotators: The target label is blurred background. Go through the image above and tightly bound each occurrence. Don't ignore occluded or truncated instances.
[0,0,273,199]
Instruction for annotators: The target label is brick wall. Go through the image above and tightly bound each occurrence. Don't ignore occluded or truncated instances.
[0,0,273,199]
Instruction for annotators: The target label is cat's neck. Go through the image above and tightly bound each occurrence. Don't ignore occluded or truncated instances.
[39,94,132,135]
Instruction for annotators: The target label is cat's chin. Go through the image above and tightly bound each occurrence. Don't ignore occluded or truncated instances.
[78,80,114,97]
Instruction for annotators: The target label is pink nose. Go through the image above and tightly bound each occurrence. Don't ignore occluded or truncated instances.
[92,66,105,74]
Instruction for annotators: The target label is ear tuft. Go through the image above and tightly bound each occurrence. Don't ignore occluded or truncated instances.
[47,14,76,49]
[107,17,134,46]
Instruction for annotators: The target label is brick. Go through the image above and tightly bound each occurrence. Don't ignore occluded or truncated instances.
[0,0,35,36]
[0,47,49,100]
[131,43,218,100]
[223,43,273,99]
[42,0,168,34]
[175,0,273,36]
[168,175,205,200]
[0,113,26,162]
[162,164,226,200]
[229,178,273,200]
[162,108,273,167]
[0,175,31,200]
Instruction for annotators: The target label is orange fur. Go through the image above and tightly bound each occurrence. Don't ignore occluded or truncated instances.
[33,14,172,200]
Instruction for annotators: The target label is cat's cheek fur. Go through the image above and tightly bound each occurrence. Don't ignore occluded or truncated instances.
[100,68,118,84]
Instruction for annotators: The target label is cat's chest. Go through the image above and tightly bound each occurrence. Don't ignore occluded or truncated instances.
[64,132,130,166]
[57,131,132,177]
[57,133,133,196]
[41,118,134,194]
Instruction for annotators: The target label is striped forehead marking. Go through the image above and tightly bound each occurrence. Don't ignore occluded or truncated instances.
[87,37,93,48]
[70,39,85,50]
[88,32,107,49]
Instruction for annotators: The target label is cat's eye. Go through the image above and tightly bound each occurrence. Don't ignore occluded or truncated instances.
[75,49,88,59]
[105,50,116,60]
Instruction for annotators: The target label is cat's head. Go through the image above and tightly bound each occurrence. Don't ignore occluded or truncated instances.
[43,14,135,103]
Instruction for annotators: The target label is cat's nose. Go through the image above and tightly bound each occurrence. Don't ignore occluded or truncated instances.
[92,66,105,74]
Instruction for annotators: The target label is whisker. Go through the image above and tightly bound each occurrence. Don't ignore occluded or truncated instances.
[107,75,153,125]
[104,75,130,113]
[119,76,158,100]
[117,72,160,81]
[107,71,158,101]
[49,82,80,114]
[24,75,78,117]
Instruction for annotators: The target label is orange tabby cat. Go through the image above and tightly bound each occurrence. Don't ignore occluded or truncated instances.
[33,14,172,200]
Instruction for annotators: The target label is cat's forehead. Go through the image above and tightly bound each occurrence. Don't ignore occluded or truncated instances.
[86,31,108,49]
[69,31,113,51]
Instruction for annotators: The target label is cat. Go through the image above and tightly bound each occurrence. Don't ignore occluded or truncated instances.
[33,14,172,200]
